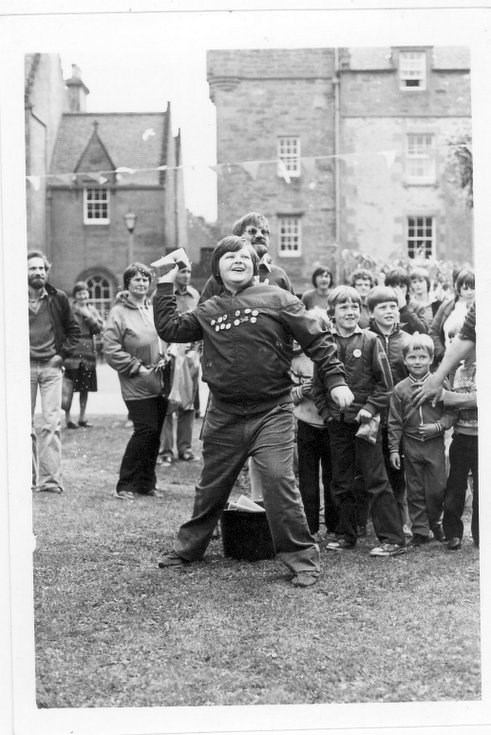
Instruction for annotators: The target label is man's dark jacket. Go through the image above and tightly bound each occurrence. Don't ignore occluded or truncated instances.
[33,283,81,360]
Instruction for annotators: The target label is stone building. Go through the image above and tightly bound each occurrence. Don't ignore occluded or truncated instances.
[207,46,473,292]
[25,54,187,317]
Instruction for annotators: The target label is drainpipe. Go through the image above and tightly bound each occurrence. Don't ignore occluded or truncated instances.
[333,48,341,284]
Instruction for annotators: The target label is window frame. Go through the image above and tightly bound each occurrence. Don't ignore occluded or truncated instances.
[277,136,301,178]
[85,274,113,320]
[406,215,435,259]
[83,186,110,225]
[278,215,302,257]
[405,133,436,184]
[399,51,427,91]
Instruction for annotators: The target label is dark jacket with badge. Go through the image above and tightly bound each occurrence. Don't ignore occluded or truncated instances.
[153,281,347,413]
[312,325,393,424]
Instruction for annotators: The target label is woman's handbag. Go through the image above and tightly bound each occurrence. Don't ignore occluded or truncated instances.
[149,355,172,397]
[61,373,74,412]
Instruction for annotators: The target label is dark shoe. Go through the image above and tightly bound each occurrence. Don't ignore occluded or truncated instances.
[157,452,173,467]
[78,420,93,428]
[179,450,196,462]
[447,537,462,551]
[326,538,356,551]
[291,573,318,588]
[409,533,430,547]
[158,550,190,568]
[431,526,446,542]
[145,488,164,497]
[66,421,78,429]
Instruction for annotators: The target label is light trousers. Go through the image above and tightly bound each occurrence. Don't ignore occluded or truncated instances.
[30,360,63,492]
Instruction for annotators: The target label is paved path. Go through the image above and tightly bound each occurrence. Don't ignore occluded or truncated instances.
[70,362,209,416]
[34,362,209,417]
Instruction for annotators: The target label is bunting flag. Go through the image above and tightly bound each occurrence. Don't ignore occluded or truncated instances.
[277,159,291,184]
[241,161,260,180]
[26,176,41,190]
[381,150,397,169]
[25,142,470,185]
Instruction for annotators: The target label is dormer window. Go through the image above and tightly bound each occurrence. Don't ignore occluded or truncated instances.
[399,51,426,90]
[84,187,109,224]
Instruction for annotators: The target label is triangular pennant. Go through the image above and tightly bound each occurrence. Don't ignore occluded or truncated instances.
[85,172,102,183]
[381,150,396,169]
[241,161,260,180]
[26,176,41,191]
[277,159,291,184]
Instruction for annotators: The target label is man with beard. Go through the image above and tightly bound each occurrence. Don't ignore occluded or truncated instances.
[199,212,294,302]
[28,250,80,493]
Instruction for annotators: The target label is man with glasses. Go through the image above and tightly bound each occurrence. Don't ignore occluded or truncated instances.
[199,212,294,302]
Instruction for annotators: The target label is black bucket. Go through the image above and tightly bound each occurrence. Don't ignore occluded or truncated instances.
[220,502,275,561]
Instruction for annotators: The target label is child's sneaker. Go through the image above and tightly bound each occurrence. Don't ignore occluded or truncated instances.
[326,538,356,551]
[369,543,407,557]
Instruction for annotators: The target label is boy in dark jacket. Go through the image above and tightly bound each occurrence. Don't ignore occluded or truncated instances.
[367,287,412,534]
[388,334,454,546]
[154,237,354,588]
[313,286,406,557]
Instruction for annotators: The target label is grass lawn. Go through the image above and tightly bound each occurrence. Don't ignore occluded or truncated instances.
[32,415,481,708]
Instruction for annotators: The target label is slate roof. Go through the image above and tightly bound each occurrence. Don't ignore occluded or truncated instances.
[49,111,169,186]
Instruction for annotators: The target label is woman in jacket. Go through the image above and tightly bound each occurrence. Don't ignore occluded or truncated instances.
[63,281,104,428]
[104,263,168,499]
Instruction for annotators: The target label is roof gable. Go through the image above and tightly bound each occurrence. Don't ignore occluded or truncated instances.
[75,121,116,180]
[49,111,170,185]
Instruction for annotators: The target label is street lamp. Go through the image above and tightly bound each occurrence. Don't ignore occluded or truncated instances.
[123,211,137,264]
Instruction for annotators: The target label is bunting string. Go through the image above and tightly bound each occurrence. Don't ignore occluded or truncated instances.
[25,142,471,189]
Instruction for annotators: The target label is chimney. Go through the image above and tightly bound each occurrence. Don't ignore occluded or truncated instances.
[65,64,90,112]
